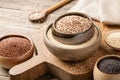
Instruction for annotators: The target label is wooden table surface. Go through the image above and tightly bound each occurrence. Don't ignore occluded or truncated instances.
[0,0,77,80]
[0,0,120,80]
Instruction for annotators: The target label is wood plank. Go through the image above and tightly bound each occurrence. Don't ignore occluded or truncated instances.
[0,0,39,11]
[0,0,61,11]
[0,8,45,29]
[0,67,10,80]
[0,24,35,37]
[0,76,10,80]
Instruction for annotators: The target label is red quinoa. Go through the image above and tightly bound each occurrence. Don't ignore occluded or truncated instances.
[0,36,31,57]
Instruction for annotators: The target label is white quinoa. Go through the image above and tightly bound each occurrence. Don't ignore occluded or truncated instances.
[56,15,92,34]
[106,31,120,49]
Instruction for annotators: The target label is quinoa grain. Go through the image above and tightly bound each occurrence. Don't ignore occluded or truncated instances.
[0,37,31,57]
[56,15,92,34]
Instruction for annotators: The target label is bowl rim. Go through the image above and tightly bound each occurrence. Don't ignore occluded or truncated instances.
[95,55,120,75]
[104,30,120,50]
[0,34,34,60]
[52,12,94,38]
[44,23,101,50]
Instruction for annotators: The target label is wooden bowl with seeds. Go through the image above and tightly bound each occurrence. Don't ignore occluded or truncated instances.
[44,23,101,61]
[52,12,94,45]
[104,30,120,50]
[94,55,120,80]
[0,34,34,69]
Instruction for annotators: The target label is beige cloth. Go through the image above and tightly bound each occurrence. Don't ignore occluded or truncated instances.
[69,0,120,25]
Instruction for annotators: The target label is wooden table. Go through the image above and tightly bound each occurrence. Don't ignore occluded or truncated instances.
[0,0,120,80]
[0,0,76,80]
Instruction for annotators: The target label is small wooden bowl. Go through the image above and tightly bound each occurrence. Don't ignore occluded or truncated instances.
[94,55,120,80]
[52,12,94,45]
[44,24,101,61]
[0,35,34,69]
[104,30,120,50]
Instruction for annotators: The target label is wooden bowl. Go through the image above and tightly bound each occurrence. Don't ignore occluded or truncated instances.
[104,30,120,50]
[0,34,34,69]
[52,12,94,45]
[44,24,101,61]
[94,55,120,80]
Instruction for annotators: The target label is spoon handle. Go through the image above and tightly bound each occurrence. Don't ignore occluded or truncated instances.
[45,0,71,14]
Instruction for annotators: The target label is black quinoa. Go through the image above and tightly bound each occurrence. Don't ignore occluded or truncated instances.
[97,57,120,74]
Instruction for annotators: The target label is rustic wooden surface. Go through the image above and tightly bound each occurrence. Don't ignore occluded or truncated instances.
[0,0,76,80]
[0,0,120,80]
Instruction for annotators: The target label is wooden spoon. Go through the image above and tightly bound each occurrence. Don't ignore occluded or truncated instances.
[28,0,71,22]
